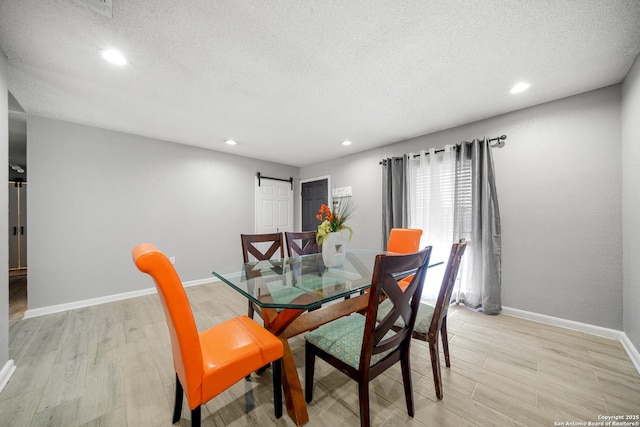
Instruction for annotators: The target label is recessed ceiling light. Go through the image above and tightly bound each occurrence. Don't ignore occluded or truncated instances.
[341,140,352,146]
[102,49,127,66]
[509,82,531,94]
[225,139,237,146]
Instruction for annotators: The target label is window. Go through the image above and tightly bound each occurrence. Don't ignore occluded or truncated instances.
[408,145,471,299]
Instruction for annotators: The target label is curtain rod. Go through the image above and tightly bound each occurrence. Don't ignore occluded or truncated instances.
[379,134,507,165]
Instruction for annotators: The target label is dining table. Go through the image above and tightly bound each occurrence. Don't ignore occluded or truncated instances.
[212,249,442,426]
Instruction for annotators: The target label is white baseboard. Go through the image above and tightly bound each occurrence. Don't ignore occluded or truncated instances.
[501,306,623,340]
[502,306,639,375]
[621,332,640,374]
[23,278,216,319]
[0,360,16,394]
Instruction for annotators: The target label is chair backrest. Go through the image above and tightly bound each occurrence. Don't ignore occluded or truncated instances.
[429,239,467,338]
[241,233,285,262]
[284,231,319,257]
[132,243,203,410]
[362,246,432,370]
[387,228,423,254]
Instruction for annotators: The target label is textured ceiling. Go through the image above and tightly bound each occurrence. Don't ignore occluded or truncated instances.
[2,1,640,167]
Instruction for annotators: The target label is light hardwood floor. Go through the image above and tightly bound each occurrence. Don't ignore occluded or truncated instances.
[2,281,639,426]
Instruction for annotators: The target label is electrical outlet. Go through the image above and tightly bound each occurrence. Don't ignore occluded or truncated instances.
[169,256,175,264]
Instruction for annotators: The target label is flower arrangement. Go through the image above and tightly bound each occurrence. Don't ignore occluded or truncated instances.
[316,197,355,245]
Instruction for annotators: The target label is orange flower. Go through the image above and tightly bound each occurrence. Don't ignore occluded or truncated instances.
[316,204,335,222]
[315,199,355,244]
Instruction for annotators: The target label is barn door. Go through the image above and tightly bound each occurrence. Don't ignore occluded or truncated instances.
[255,176,293,234]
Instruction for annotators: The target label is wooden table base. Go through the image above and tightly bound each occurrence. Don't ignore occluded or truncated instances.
[263,293,371,426]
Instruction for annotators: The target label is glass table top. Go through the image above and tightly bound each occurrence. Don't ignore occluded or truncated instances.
[212,249,442,310]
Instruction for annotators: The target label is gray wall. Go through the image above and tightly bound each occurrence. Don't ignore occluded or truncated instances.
[622,55,640,350]
[15,75,634,336]
[1,49,9,367]
[302,85,623,330]
[27,116,299,309]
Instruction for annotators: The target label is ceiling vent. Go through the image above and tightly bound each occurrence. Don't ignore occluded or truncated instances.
[73,0,113,17]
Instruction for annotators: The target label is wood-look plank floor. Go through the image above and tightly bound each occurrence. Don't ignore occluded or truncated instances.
[3,281,639,426]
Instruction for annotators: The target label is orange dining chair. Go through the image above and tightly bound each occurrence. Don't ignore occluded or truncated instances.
[386,228,423,254]
[284,231,319,257]
[360,228,423,297]
[132,243,284,427]
[304,247,433,427]
[240,233,285,320]
[386,228,423,291]
[377,239,467,399]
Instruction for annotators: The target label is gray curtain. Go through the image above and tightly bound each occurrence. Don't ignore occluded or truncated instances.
[381,155,408,249]
[456,138,502,314]
[381,141,502,314]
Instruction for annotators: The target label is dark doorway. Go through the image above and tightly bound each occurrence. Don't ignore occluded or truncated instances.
[301,179,328,232]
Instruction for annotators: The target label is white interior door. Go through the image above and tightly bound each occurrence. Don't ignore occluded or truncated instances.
[255,177,293,234]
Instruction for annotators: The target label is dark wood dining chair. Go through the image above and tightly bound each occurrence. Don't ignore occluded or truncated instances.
[240,232,285,320]
[377,238,467,400]
[284,231,319,257]
[304,246,433,427]
[284,230,323,310]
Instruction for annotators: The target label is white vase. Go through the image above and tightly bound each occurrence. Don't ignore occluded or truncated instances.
[322,231,347,267]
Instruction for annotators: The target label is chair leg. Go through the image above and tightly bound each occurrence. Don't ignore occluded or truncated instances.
[273,359,283,419]
[400,349,415,417]
[441,316,451,367]
[304,343,316,403]
[358,381,370,427]
[173,373,183,424]
[248,300,254,319]
[429,335,443,400]
[191,406,201,427]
